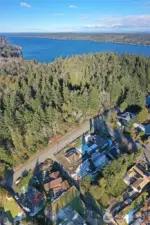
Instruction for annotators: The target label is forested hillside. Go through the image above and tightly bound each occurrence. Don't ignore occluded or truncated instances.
[0,53,149,176]
[0,37,23,59]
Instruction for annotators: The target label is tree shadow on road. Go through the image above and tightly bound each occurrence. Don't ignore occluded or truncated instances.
[4,167,14,188]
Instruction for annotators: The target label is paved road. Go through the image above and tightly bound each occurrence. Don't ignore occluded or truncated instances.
[13,122,89,181]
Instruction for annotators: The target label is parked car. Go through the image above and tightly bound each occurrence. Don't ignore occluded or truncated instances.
[14,194,19,201]
[124,198,132,205]
[15,177,21,185]
[22,169,29,177]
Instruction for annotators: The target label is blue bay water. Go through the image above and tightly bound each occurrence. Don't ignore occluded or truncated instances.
[7,36,150,63]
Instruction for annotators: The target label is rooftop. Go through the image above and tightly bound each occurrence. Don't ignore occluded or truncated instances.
[131,218,144,225]
[107,146,120,159]
[52,205,85,225]
[124,209,137,224]
[53,186,62,195]
[91,153,109,168]
[61,180,70,191]
[33,193,45,205]
[44,177,63,190]
[124,164,150,192]
[49,171,60,179]
[145,124,150,135]
[66,152,81,164]
[65,148,79,157]
[82,143,98,155]
[132,179,144,189]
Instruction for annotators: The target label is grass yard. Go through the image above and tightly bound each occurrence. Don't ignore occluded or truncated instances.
[70,195,85,216]
[52,186,85,216]
[111,179,127,197]
[85,194,104,214]
[4,198,23,218]
[14,171,33,193]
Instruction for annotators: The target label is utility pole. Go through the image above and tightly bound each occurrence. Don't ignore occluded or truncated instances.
[57,141,59,153]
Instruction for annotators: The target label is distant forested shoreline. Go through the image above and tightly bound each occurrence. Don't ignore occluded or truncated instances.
[3,33,150,46]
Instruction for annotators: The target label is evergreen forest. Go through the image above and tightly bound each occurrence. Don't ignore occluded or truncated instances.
[0,52,149,175]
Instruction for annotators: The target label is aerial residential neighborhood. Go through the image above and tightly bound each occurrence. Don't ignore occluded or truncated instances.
[0,93,150,225]
[1,23,150,225]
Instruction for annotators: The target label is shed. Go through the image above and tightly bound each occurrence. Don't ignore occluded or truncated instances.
[44,177,62,191]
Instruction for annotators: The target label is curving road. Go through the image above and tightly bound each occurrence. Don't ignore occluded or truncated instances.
[13,121,89,181]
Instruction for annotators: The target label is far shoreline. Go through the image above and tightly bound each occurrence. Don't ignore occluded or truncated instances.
[4,34,150,47]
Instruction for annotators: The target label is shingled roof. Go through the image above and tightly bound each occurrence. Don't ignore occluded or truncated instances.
[44,177,62,191]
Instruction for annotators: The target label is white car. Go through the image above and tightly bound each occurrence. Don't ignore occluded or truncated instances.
[15,195,19,200]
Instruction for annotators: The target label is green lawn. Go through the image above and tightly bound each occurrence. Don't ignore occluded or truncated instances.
[52,186,85,216]
[70,195,85,216]
[110,179,127,197]
[14,172,33,193]
[4,198,23,218]
[85,194,104,214]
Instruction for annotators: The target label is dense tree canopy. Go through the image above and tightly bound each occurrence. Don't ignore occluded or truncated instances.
[0,53,149,169]
[80,154,138,207]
